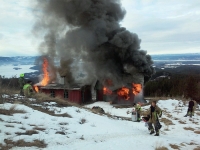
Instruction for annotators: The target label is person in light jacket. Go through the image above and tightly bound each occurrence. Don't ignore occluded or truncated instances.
[134,102,142,122]
[23,81,34,98]
[18,73,25,96]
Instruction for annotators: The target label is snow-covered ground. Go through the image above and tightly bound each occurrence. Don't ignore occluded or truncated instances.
[0,65,37,78]
[0,99,200,150]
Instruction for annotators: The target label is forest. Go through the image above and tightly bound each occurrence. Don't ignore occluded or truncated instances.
[144,72,200,102]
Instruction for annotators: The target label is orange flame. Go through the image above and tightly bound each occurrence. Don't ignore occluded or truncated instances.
[117,87,130,100]
[132,83,142,95]
[41,58,50,86]
[103,87,112,95]
[117,84,142,100]
[34,58,50,93]
[34,86,39,93]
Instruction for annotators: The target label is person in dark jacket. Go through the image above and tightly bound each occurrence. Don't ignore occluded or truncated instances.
[184,99,195,117]
[192,99,197,116]
[18,73,25,96]
[147,101,162,136]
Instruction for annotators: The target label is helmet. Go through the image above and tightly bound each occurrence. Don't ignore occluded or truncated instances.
[20,73,24,77]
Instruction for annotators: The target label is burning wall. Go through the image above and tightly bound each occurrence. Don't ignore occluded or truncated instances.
[33,0,155,91]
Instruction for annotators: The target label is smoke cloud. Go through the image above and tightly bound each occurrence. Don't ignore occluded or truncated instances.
[33,0,155,89]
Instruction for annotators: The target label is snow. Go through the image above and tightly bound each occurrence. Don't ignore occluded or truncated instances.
[0,99,200,150]
[86,102,133,118]
[0,65,37,78]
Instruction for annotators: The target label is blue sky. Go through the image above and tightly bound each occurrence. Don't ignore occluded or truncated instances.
[0,0,200,56]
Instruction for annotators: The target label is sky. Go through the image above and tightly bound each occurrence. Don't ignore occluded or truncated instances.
[0,0,200,56]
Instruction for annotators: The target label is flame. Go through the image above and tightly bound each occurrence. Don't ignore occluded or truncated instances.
[103,87,112,95]
[117,84,142,100]
[117,87,130,100]
[132,83,142,95]
[41,58,50,86]
[34,86,39,93]
[34,58,50,93]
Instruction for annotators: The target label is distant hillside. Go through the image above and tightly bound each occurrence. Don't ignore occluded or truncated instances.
[0,56,39,65]
[151,53,200,61]
[152,65,200,79]
[0,57,16,65]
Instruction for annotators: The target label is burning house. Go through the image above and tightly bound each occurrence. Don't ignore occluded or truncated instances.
[38,83,91,104]
[94,73,144,105]
[34,58,92,104]
[33,0,155,105]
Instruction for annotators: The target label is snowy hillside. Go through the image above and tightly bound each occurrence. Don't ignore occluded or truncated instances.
[0,99,200,150]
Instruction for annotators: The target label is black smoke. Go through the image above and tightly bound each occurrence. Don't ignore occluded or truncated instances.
[33,0,155,88]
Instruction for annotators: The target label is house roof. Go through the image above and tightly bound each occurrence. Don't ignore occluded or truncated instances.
[40,83,82,90]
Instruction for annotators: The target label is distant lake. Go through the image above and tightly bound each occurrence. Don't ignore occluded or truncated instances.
[0,65,37,78]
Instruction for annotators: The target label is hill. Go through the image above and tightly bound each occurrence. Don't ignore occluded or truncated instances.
[0,96,200,150]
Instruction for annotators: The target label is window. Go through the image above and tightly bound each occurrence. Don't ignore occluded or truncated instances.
[64,90,68,99]
[50,90,55,98]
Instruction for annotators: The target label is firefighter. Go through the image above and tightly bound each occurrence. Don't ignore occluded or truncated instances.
[18,73,25,96]
[23,80,34,98]
[134,102,142,122]
[184,99,195,117]
[148,101,162,136]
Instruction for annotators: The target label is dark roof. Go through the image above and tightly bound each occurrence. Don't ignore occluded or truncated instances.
[40,83,81,90]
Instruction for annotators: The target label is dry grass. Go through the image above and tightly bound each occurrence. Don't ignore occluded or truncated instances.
[33,126,46,131]
[91,106,105,114]
[15,130,38,136]
[33,93,78,107]
[173,117,179,120]
[76,109,81,113]
[192,121,199,125]
[22,115,29,119]
[0,105,26,116]
[180,143,185,146]
[55,131,65,135]
[164,125,170,131]
[169,144,180,149]
[165,113,173,118]
[178,120,186,124]
[79,118,87,124]
[4,132,11,135]
[7,121,22,124]
[0,86,19,103]
[2,139,47,149]
[87,105,131,121]
[194,130,200,134]
[187,142,198,145]
[183,127,195,131]
[5,124,14,128]
[59,122,68,125]
[155,142,168,150]
[29,124,36,126]
[19,127,26,130]
[194,146,200,150]
[80,135,84,140]
[160,118,174,125]
[26,104,72,118]
[155,146,168,150]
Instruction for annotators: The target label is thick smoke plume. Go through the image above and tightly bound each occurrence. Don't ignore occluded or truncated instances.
[34,0,155,89]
